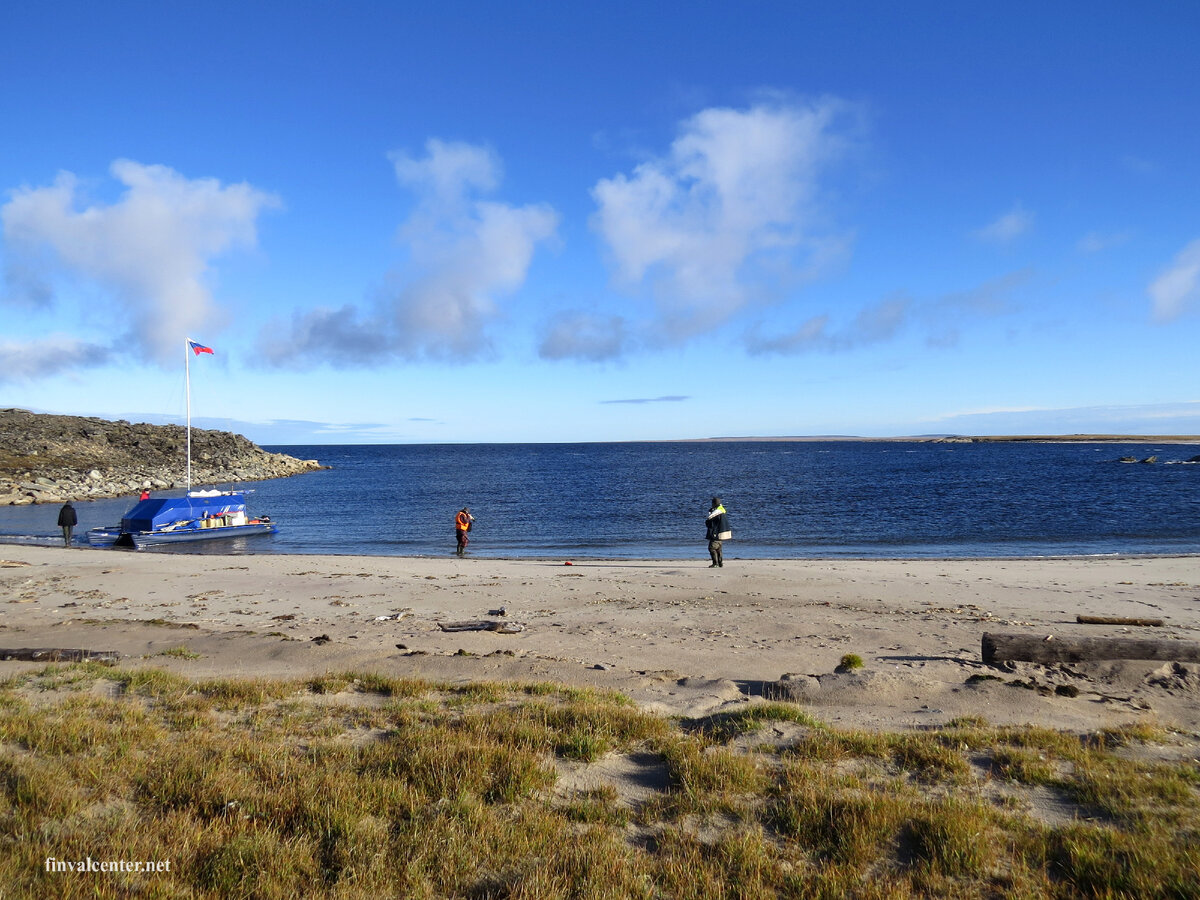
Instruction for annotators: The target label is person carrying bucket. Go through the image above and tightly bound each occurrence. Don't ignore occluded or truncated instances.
[455,507,475,557]
[705,497,731,567]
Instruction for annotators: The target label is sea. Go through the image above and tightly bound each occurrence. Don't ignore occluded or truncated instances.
[2,441,1199,559]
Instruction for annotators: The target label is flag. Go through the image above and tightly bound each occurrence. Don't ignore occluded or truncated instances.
[187,339,214,355]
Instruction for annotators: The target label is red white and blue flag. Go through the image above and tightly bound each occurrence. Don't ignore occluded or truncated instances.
[187,339,214,355]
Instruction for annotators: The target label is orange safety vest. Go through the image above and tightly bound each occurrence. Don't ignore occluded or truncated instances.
[455,511,471,531]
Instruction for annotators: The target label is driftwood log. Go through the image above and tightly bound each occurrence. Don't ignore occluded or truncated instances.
[0,647,119,663]
[438,620,526,634]
[1076,615,1164,627]
[982,632,1200,666]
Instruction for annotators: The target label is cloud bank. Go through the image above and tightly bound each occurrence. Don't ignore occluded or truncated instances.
[541,100,858,361]
[1,160,278,368]
[1149,237,1200,321]
[745,295,911,355]
[746,269,1030,356]
[0,336,112,384]
[538,311,630,361]
[260,139,558,367]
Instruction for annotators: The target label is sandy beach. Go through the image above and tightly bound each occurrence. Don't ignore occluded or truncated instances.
[3,547,1199,733]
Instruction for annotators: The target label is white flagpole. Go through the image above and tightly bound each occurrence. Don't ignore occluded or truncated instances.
[185,339,192,493]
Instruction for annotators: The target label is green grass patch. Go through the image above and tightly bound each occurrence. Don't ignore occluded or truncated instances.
[836,652,865,672]
[155,646,201,660]
[0,666,1197,898]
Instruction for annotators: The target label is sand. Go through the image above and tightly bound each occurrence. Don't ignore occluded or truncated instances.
[3,547,1199,733]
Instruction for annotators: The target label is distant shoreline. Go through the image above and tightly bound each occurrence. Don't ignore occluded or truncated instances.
[683,434,1200,444]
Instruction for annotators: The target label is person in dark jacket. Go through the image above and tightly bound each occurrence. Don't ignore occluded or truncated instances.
[57,501,78,547]
[704,497,730,567]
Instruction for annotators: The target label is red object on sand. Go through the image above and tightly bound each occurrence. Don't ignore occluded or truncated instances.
[564,561,573,566]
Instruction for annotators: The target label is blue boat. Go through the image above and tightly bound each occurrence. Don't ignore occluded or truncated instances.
[87,489,277,548]
[86,338,280,550]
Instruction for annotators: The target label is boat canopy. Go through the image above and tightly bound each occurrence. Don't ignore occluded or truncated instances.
[121,493,246,533]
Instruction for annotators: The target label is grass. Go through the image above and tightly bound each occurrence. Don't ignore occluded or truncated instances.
[836,652,865,672]
[1,664,1198,898]
[154,646,201,660]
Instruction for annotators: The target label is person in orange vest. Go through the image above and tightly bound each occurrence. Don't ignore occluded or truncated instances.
[455,507,475,557]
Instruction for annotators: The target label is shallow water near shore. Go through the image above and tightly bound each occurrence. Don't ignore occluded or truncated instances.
[2,440,1199,558]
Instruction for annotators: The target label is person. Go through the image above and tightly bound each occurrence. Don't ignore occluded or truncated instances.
[139,489,150,501]
[705,497,730,568]
[455,507,475,557]
[57,501,78,548]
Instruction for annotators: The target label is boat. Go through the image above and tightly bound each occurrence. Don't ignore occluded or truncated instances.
[87,490,277,548]
[86,339,279,549]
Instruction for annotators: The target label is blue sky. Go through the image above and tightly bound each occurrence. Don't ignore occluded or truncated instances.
[2,1,1199,444]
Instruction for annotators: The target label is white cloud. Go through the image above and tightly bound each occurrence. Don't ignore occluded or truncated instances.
[745,269,1030,356]
[1076,230,1130,254]
[1,160,279,366]
[261,140,558,366]
[745,295,909,355]
[0,335,112,382]
[538,311,630,361]
[587,100,857,344]
[1148,237,1200,322]
[392,138,499,205]
[974,204,1034,243]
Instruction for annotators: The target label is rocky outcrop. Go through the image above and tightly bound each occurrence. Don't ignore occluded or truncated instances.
[0,408,325,505]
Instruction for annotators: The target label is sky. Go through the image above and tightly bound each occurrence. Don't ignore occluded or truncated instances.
[2,1,1199,444]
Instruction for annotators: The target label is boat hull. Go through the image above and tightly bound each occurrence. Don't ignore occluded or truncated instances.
[128,522,278,548]
[86,527,123,547]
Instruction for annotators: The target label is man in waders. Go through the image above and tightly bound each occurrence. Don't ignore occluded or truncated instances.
[705,497,730,567]
[455,507,475,557]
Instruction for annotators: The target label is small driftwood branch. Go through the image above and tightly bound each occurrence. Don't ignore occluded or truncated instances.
[0,647,119,663]
[982,632,1200,666]
[1076,615,1164,627]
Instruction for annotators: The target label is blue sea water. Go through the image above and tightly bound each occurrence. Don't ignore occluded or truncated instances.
[2,441,1199,559]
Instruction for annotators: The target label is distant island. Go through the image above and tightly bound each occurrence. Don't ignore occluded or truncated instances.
[0,408,325,506]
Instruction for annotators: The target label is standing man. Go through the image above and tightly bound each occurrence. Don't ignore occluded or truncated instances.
[705,497,730,568]
[58,501,78,548]
[455,507,475,557]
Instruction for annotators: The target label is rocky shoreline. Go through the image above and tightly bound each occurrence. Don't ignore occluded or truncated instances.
[0,409,325,506]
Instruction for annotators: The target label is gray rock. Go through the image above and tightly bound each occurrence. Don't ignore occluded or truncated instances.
[764,673,822,702]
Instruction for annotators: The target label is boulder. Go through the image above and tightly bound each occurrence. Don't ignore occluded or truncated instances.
[764,673,822,703]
